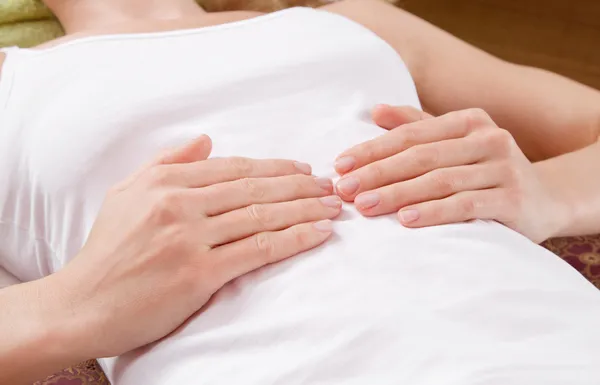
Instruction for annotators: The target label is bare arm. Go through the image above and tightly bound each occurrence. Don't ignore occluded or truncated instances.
[534,141,600,237]
[325,0,600,237]
[0,277,88,385]
[0,53,5,87]
[324,0,600,161]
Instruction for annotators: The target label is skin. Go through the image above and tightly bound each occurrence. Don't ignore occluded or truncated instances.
[0,136,342,384]
[324,0,600,242]
[338,106,573,243]
[1,0,600,382]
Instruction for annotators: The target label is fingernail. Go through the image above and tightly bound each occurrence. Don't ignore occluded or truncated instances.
[315,177,333,192]
[313,219,333,232]
[320,195,342,208]
[334,156,356,173]
[294,162,312,175]
[355,192,380,210]
[336,176,360,196]
[399,209,420,224]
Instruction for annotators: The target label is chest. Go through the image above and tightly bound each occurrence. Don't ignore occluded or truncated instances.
[0,9,419,280]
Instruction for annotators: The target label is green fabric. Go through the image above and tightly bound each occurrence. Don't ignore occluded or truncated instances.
[0,0,53,24]
[0,0,63,47]
[0,0,216,48]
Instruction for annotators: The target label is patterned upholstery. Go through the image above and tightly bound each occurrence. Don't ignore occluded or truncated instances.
[33,361,109,385]
[544,235,600,289]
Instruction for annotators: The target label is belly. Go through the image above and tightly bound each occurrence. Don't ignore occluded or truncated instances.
[99,84,600,385]
[101,211,600,385]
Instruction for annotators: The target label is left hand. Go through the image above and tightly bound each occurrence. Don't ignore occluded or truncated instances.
[334,105,565,243]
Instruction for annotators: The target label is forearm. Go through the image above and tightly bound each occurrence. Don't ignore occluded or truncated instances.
[0,276,90,384]
[402,8,600,161]
[419,60,600,162]
[535,140,600,238]
[325,0,600,161]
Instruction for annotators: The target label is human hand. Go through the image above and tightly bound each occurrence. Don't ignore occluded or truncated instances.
[334,105,566,243]
[50,135,341,359]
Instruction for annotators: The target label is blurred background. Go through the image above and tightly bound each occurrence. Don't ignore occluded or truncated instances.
[2,0,599,90]
[402,0,600,90]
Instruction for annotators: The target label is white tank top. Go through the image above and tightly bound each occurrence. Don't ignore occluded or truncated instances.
[1,8,599,384]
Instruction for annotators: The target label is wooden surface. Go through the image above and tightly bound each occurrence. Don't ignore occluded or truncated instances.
[401,0,600,90]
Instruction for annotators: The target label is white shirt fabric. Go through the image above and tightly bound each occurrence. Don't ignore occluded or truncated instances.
[1,7,599,385]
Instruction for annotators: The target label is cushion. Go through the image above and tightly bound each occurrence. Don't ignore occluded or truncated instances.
[0,0,62,48]
[0,0,345,48]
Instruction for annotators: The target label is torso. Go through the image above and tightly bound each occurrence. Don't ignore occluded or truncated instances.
[1,5,599,385]
[0,52,5,78]
[34,10,265,49]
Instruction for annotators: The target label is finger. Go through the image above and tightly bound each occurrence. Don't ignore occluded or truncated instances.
[147,157,313,188]
[336,136,490,201]
[156,135,213,165]
[353,163,504,216]
[334,108,491,175]
[372,104,433,130]
[115,135,213,190]
[207,196,342,245]
[201,175,334,216]
[211,221,334,285]
[397,189,512,228]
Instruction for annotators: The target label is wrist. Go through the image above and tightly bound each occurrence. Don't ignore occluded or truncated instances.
[40,271,99,362]
[533,160,576,239]
[0,277,92,383]
[29,275,93,363]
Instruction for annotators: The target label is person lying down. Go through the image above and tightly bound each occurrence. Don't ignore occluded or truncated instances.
[1,0,600,384]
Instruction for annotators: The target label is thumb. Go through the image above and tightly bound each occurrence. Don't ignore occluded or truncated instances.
[156,134,213,165]
[114,135,213,191]
[372,104,433,130]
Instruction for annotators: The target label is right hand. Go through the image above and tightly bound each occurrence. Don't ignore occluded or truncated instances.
[48,135,341,359]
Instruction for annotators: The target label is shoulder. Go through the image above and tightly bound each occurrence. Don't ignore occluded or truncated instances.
[318,0,431,80]
[0,52,5,79]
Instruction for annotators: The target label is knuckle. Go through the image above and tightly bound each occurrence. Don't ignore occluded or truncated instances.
[189,258,221,294]
[291,175,311,194]
[238,178,265,200]
[459,108,491,131]
[298,198,320,215]
[412,146,440,170]
[485,129,516,156]
[361,137,395,162]
[145,166,171,187]
[414,202,445,224]
[245,204,273,227]
[504,187,524,211]
[149,191,183,225]
[254,232,276,261]
[362,142,382,161]
[160,224,189,252]
[291,225,312,246]
[426,203,444,221]
[500,161,522,186]
[368,162,385,181]
[399,126,417,143]
[429,169,457,195]
[394,126,418,148]
[459,197,477,217]
[227,157,253,176]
